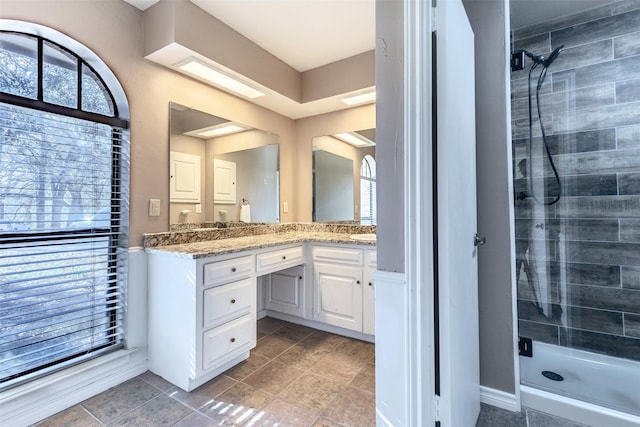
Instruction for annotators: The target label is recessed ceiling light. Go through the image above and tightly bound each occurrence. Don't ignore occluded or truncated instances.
[184,122,250,138]
[341,91,376,106]
[176,58,265,99]
[334,132,375,147]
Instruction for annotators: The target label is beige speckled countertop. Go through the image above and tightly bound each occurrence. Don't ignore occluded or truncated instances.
[145,230,376,259]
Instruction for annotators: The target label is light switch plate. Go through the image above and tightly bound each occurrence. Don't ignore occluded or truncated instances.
[195,204,202,214]
[149,198,161,217]
[283,201,289,213]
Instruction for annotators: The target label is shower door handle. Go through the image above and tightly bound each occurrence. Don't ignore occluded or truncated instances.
[474,233,486,247]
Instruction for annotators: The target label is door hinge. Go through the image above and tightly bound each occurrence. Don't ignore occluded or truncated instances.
[434,395,441,423]
[519,336,533,357]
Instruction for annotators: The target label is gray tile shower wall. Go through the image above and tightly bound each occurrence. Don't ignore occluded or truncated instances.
[512,1,640,361]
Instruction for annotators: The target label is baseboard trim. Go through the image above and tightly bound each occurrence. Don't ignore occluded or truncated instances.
[480,386,520,412]
[1,349,147,427]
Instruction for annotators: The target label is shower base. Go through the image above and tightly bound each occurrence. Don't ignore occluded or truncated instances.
[520,341,640,426]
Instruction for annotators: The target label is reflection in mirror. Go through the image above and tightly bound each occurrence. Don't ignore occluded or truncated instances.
[169,102,280,227]
[312,129,376,224]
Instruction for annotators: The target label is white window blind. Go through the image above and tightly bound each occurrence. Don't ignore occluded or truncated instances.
[0,102,129,387]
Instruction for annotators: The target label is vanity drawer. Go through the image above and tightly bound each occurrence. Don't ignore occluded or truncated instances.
[203,278,255,329]
[256,245,304,274]
[313,245,364,266]
[202,314,254,372]
[203,255,253,287]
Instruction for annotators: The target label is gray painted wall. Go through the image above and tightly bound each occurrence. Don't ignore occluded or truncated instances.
[375,0,405,274]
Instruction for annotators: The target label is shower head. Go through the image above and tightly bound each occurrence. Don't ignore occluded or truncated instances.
[521,45,564,68]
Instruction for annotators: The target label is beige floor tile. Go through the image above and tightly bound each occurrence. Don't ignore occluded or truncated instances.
[137,370,174,392]
[257,317,287,334]
[243,360,303,395]
[245,398,318,427]
[274,342,330,370]
[313,417,344,427]
[34,405,100,427]
[310,352,366,383]
[334,338,375,363]
[272,323,316,342]
[252,335,296,359]
[224,353,270,381]
[322,386,375,427]
[168,374,237,409]
[349,363,375,393]
[199,382,274,426]
[279,373,346,414]
[81,377,160,423]
[300,331,345,351]
[109,394,192,427]
[172,411,219,427]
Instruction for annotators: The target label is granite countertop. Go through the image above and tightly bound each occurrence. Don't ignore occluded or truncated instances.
[146,230,376,259]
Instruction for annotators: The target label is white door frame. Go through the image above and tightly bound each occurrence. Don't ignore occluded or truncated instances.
[403,0,437,425]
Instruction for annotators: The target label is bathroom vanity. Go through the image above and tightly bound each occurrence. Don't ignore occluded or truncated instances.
[146,225,376,391]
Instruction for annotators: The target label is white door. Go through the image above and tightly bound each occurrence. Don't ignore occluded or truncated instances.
[434,0,480,425]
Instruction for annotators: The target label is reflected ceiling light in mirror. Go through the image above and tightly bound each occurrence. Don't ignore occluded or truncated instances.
[334,132,375,147]
[176,58,265,99]
[184,122,250,138]
[341,90,376,106]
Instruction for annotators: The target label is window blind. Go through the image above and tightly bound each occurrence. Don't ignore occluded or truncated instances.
[0,102,129,388]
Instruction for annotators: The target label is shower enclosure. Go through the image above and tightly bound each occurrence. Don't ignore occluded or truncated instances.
[511,0,640,417]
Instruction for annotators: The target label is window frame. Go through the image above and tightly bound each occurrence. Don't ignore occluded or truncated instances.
[0,21,130,388]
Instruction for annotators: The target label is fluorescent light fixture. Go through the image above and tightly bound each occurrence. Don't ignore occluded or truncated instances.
[184,122,250,138]
[341,91,376,106]
[177,59,265,99]
[334,132,375,147]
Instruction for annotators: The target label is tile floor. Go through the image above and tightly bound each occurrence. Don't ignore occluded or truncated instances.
[31,317,590,427]
[33,317,376,427]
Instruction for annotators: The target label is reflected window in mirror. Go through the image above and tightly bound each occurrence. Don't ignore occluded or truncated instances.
[311,128,375,224]
[360,155,376,225]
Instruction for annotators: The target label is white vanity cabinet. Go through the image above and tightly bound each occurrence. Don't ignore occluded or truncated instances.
[147,251,256,392]
[312,245,375,335]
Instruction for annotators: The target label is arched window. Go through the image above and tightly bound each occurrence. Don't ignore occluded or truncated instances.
[0,21,129,388]
[360,154,376,225]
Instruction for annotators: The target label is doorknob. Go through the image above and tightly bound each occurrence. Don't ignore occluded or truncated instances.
[474,233,486,247]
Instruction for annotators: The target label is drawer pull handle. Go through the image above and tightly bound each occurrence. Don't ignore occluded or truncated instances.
[368,282,373,286]
[299,276,303,280]
[282,256,286,260]
[231,298,236,304]
[231,267,237,273]
[356,280,361,284]
[230,337,236,343]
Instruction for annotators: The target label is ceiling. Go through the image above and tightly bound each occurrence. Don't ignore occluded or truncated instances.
[124,0,375,72]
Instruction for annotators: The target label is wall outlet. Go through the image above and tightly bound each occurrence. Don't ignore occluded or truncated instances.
[195,204,202,214]
[149,198,161,217]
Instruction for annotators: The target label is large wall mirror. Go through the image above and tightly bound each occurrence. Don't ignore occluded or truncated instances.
[312,129,376,224]
[169,102,280,227]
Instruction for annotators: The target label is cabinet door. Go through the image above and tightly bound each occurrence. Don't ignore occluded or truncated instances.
[265,266,304,317]
[363,249,376,335]
[213,159,236,204]
[170,151,201,203]
[363,269,375,335]
[314,262,362,331]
